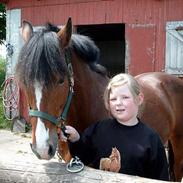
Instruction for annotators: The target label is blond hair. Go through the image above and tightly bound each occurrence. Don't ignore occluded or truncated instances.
[104,73,141,110]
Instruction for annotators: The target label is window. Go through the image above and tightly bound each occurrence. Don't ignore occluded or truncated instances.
[165,21,183,75]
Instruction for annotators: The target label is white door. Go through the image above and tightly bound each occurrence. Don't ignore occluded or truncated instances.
[6,9,22,76]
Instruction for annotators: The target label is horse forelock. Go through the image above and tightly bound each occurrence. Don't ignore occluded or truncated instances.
[16,26,67,88]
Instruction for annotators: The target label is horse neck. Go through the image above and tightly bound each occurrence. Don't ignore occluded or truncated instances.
[67,53,109,131]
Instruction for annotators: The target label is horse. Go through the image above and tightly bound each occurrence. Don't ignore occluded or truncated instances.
[136,72,183,181]
[15,17,183,181]
[15,18,109,161]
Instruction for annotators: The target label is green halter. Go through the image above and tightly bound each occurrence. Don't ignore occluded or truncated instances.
[29,87,73,125]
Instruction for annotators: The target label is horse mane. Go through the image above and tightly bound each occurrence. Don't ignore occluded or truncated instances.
[70,34,107,75]
[16,28,67,88]
[16,23,107,88]
[47,23,107,75]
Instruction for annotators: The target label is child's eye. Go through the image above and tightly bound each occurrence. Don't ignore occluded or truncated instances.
[122,96,129,99]
[110,98,116,101]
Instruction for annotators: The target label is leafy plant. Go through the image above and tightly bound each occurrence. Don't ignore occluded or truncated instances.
[0,3,6,44]
[0,97,11,129]
[0,56,6,90]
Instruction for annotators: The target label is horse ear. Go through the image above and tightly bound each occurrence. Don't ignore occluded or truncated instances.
[57,17,72,49]
[21,20,33,42]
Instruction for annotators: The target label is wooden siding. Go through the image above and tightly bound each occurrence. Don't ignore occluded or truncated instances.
[4,0,183,74]
[126,24,156,75]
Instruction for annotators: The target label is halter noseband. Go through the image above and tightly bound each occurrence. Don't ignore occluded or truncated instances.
[29,49,74,129]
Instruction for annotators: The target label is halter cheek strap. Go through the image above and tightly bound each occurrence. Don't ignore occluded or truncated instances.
[57,87,74,122]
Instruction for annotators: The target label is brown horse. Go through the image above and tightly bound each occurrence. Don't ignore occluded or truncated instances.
[15,18,108,161]
[136,72,183,181]
[15,17,183,181]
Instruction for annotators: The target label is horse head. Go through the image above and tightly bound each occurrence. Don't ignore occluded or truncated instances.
[16,18,73,160]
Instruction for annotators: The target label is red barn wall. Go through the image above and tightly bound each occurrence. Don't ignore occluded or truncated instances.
[4,0,183,75]
[3,0,183,123]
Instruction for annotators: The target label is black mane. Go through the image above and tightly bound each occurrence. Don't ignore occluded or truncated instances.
[70,34,107,75]
[47,23,107,75]
[16,23,106,88]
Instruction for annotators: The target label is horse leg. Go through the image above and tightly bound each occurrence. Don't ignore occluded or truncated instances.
[170,135,183,181]
[166,140,176,181]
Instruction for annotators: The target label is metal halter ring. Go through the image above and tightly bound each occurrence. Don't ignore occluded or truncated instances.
[66,156,84,173]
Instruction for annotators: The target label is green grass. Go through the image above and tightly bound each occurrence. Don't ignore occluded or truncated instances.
[0,97,12,129]
[0,56,12,129]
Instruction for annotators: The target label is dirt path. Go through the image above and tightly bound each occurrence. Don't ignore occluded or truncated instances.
[0,129,59,162]
[0,130,31,160]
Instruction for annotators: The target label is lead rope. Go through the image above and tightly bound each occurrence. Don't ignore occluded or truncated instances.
[56,147,64,162]
[2,76,19,120]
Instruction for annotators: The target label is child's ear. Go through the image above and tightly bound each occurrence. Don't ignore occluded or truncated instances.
[137,92,144,105]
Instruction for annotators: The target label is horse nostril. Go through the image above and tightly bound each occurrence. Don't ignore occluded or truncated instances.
[48,145,53,156]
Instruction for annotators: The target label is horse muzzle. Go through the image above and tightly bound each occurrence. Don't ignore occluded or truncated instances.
[30,143,56,160]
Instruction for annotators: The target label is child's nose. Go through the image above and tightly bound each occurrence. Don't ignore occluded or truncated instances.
[116,98,123,105]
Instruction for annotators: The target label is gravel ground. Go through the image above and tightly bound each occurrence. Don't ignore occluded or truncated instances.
[0,129,59,162]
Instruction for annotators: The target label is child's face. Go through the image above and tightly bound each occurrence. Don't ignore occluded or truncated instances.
[109,84,142,124]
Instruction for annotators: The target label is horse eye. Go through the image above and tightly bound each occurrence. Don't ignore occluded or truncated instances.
[58,78,64,85]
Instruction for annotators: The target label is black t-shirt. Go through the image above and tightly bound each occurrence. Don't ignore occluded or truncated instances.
[69,118,169,181]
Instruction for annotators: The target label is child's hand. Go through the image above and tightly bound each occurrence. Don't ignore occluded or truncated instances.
[61,125,80,143]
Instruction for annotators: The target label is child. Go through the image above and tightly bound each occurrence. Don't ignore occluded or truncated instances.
[63,73,169,181]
